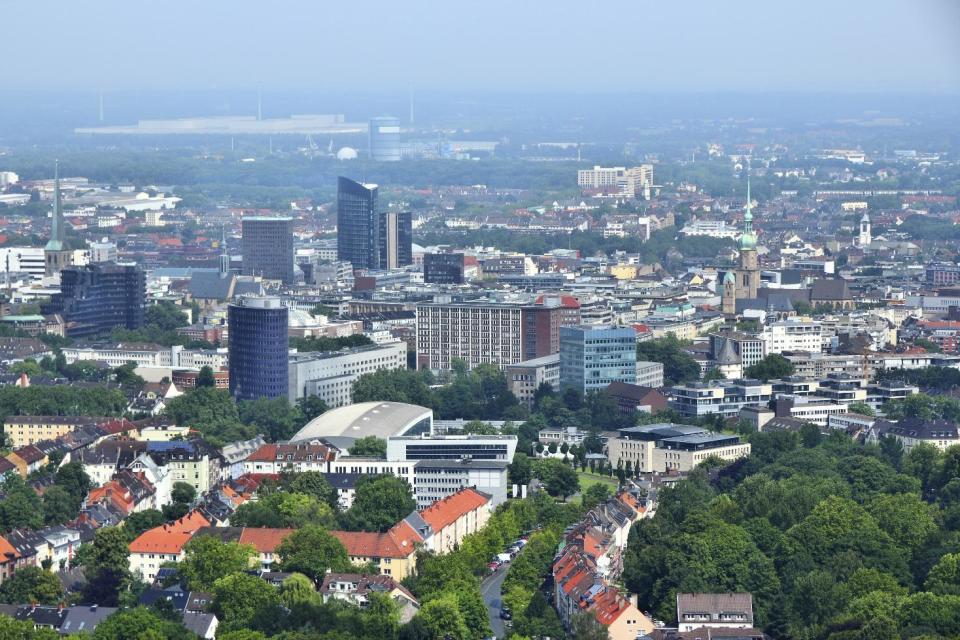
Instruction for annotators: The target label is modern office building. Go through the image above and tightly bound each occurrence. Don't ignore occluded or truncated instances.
[228,296,289,401]
[505,354,560,409]
[416,301,560,370]
[369,116,401,162]
[559,325,638,394]
[379,210,412,269]
[288,341,407,407]
[414,459,509,508]
[337,177,380,270]
[635,361,665,388]
[760,320,823,355]
[608,423,751,473]
[386,434,518,463]
[43,263,145,337]
[241,216,295,284]
[669,379,773,418]
[423,253,466,284]
[709,332,764,369]
[577,165,654,198]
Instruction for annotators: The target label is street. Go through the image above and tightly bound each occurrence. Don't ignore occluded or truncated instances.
[481,563,508,639]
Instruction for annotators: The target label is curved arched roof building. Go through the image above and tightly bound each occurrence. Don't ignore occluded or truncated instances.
[290,401,433,450]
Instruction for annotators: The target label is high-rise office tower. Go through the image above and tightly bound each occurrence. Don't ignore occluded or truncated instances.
[228,296,289,401]
[337,177,380,270]
[241,216,295,284]
[369,116,401,161]
[379,210,412,269]
[42,263,145,337]
[559,325,637,394]
[423,253,466,284]
[45,161,73,277]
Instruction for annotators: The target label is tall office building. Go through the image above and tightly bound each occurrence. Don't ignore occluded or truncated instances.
[416,301,560,370]
[228,296,289,401]
[45,161,73,277]
[369,116,401,162]
[241,216,295,284]
[423,253,466,284]
[42,263,145,337]
[379,210,412,269]
[559,325,638,394]
[337,177,380,270]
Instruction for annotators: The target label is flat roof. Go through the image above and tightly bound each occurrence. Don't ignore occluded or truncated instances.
[414,459,509,469]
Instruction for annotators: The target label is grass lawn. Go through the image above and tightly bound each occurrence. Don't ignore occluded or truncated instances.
[578,470,618,492]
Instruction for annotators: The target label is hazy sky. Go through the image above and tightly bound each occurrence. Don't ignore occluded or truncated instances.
[4,0,959,93]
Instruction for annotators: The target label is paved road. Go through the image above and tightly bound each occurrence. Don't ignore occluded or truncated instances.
[481,564,508,638]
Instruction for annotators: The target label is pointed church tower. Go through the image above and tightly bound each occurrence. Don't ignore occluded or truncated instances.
[736,160,760,300]
[219,226,231,278]
[858,212,871,247]
[45,161,73,277]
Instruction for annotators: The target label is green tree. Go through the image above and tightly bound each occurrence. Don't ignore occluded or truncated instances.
[297,395,329,422]
[212,572,282,634]
[84,527,133,606]
[91,607,189,640]
[865,493,938,551]
[41,486,75,525]
[847,402,875,417]
[341,475,415,532]
[569,611,608,640]
[178,535,257,591]
[276,525,350,580]
[348,436,387,457]
[281,471,337,508]
[745,354,795,382]
[416,594,470,640]
[196,365,216,388]
[532,458,579,499]
[163,387,252,445]
[926,553,960,595]
[123,510,165,539]
[636,335,701,385]
[509,452,533,487]
[277,572,320,609]
[0,566,64,605]
[0,615,59,639]
[238,396,305,442]
[352,368,434,406]
[170,482,196,505]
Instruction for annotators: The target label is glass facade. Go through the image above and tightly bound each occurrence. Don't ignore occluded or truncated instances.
[378,210,412,269]
[337,177,380,270]
[241,217,295,284]
[423,253,465,284]
[228,297,289,401]
[42,263,146,337]
[559,326,637,394]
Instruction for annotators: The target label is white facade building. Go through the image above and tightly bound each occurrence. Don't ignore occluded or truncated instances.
[287,341,407,406]
[761,320,823,355]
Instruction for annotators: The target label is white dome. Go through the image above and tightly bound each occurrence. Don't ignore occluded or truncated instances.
[336,147,359,160]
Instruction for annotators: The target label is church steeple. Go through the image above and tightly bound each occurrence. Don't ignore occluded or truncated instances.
[45,160,65,252]
[738,158,757,251]
[219,225,231,278]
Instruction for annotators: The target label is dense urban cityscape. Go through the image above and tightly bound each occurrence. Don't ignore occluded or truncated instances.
[0,2,958,640]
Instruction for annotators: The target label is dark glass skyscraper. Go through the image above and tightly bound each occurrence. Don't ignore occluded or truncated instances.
[337,177,379,270]
[42,263,145,337]
[241,217,295,284]
[228,296,289,402]
[379,210,412,269]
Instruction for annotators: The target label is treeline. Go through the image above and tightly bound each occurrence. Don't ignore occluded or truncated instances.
[289,334,373,352]
[623,427,960,639]
[0,463,90,534]
[416,228,733,265]
[0,386,127,419]
[876,367,960,392]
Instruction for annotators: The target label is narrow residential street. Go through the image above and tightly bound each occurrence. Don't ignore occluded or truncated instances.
[481,564,509,638]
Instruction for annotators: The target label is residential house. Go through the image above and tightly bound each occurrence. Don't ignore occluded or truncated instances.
[128,511,212,582]
[675,593,754,632]
[242,442,336,476]
[319,573,419,622]
[415,487,491,554]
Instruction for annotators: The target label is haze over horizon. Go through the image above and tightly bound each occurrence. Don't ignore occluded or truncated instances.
[3,0,959,94]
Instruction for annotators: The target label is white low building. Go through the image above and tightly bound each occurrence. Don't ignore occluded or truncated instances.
[288,342,407,407]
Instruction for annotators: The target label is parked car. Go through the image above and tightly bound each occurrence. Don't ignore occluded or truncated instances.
[487,561,500,571]
[500,608,512,621]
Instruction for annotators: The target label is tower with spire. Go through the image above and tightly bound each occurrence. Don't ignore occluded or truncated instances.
[734,159,760,301]
[858,212,872,247]
[219,226,231,278]
[45,161,73,277]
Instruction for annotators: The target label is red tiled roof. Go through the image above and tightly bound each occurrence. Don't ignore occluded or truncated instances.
[245,443,334,463]
[419,488,489,532]
[0,535,20,562]
[238,528,294,553]
[331,521,422,560]
[129,511,211,555]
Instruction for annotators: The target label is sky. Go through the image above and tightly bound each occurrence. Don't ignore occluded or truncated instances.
[3,0,959,93]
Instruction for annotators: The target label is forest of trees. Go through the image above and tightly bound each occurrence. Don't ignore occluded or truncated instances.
[623,428,960,639]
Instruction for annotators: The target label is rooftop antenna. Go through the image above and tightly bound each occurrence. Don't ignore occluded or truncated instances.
[98,90,104,123]
[408,85,414,125]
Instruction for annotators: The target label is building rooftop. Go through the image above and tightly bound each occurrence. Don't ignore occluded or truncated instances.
[291,402,432,443]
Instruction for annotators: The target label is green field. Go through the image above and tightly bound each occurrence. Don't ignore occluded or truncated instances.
[577,470,619,492]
